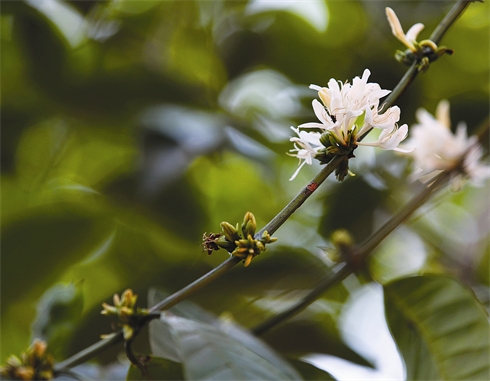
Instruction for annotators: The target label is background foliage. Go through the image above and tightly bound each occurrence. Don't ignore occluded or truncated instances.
[2,0,489,379]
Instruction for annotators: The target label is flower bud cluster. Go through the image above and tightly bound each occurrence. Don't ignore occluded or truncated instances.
[101,289,148,340]
[202,212,277,267]
[0,340,54,380]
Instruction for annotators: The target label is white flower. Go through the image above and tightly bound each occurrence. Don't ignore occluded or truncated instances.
[309,69,390,128]
[288,69,411,180]
[386,7,425,52]
[307,69,393,144]
[360,101,401,134]
[357,124,414,153]
[406,100,490,187]
[288,127,323,180]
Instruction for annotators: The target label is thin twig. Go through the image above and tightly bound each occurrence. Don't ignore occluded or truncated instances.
[430,0,472,44]
[253,172,451,335]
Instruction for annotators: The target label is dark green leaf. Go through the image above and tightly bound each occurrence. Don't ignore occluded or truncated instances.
[1,207,110,308]
[126,356,184,381]
[384,275,490,380]
[160,314,303,380]
[288,359,336,380]
[149,288,303,379]
[148,288,217,362]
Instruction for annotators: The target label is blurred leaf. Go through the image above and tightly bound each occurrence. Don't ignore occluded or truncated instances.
[31,282,84,358]
[319,176,388,243]
[288,359,336,380]
[166,23,227,93]
[159,313,303,380]
[187,152,280,225]
[384,275,490,380]
[1,205,112,307]
[126,356,183,381]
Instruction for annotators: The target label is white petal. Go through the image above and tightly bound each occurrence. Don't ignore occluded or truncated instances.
[298,122,328,129]
[394,146,416,153]
[309,84,323,91]
[385,7,415,51]
[406,23,424,43]
[289,161,307,181]
[312,99,331,125]
[436,99,451,129]
[361,68,371,83]
[327,78,340,94]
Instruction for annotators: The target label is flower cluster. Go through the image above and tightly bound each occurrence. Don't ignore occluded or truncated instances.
[101,289,148,340]
[201,212,277,266]
[386,7,453,71]
[406,100,490,189]
[0,340,54,380]
[289,69,412,180]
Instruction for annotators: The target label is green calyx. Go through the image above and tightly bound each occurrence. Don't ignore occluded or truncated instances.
[395,40,453,72]
[317,130,357,181]
[203,212,277,266]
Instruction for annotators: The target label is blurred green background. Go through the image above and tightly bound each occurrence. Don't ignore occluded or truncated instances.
[2,0,489,372]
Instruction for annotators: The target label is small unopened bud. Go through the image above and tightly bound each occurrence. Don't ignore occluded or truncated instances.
[121,289,135,307]
[6,356,21,368]
[221,222,240,242]
[15,366,35,380]
[319,132,332,148]
[123,325,134,341]
[244,254,253,267]
[101,303,117,315]
[332,229,354,248]
[241,212,256,237]
[31,340,47,359]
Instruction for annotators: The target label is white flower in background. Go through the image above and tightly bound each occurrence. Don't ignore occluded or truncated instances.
[406,100,490,188]
[288,69,411,180]
[385,7,425,53]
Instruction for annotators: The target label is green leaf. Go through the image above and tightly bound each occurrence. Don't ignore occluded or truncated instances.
[126,356,184,381]
[384,275,490,380]
[160,314,303,380]
[148,288,217,362]
[288,359,336,380]
[149,289,302,380]
[31,282,84,358]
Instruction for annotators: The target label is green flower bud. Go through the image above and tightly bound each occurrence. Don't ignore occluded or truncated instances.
[319,132,332,148]
[221,221,240,242]
[332,229,354,248]
[241,212,257,237]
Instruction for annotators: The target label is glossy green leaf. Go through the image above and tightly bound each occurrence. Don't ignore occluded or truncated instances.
[149,288,303,380]
[126,356,184,381]
[384,275,490,380]
[160,313,303,380]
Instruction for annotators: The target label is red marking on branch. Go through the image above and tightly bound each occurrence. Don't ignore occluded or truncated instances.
[306,182,318,193]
